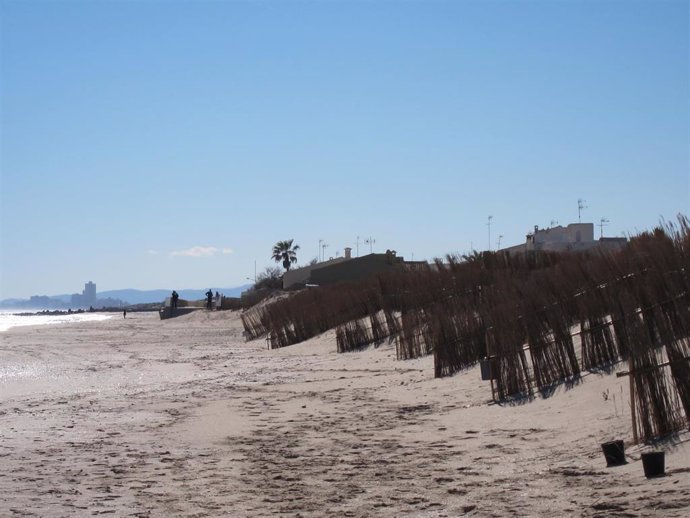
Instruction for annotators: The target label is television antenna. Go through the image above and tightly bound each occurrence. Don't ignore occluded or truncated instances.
[364,237,376,254]
[496,234,503,250]
[487,215,493,251]
[355,235,361,257]
[321,242,329,261]
[578,199,587,223]
[599,218,609,238]
[318,239,323,262]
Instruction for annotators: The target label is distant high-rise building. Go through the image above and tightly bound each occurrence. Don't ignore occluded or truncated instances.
[70,281,97,308]
[70,292,82,307]
[84,281,96,307]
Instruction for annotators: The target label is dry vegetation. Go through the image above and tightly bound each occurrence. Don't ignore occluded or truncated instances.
[242,216,690,442]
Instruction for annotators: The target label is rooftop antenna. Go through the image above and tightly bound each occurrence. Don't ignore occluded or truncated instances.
[497,234,503,250]
[318,239,323,262]
[578,199,587,223]
[321,242,329,260]
[487,215,493,251]
[364,237,376,254]
[355,236,361,257]
[599,218,609,238]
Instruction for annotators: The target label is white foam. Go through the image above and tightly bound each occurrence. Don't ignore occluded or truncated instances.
[0,311,112,332]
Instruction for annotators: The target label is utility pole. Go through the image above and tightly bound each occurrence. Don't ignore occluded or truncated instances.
[599,218,609,238]
[497,235,503,250]
[487,216,493,251]
[578,199,587,223]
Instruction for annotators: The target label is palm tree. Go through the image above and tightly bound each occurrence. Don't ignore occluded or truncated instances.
[461,250,484,263]
[272,239,300,271]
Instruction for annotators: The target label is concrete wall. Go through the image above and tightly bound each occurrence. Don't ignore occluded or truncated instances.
[309,253,405,286]
[283,257,347,289]
[597,237,628,252]
[221,297,243,310]
[501,243,528,255]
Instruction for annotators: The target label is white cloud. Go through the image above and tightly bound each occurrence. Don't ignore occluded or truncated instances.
[171,246,219,257]
[147,249,159,255]
[222,248,234,255]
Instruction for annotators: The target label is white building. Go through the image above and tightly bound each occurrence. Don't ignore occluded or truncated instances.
[502,223,627,255]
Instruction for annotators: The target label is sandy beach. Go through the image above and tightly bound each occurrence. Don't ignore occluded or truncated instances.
[1,310,688,517]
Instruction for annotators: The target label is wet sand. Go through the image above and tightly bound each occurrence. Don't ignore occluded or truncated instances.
[1,310,688,517]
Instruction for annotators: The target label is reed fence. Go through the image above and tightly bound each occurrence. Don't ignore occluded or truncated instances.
[240,215,690,441]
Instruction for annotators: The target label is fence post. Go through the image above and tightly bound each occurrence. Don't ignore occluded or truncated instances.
[628,355,639,445]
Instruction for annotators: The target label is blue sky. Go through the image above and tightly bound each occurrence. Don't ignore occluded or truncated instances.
[1,0,688,299]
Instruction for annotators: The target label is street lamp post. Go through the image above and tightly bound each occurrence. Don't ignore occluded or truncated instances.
[246,260,257,284]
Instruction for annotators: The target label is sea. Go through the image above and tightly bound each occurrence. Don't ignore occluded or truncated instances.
[0,309,112,332]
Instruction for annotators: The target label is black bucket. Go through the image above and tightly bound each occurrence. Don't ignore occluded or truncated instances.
[641,451,665,478]
[480,358,496,380]
[601,440,626,467]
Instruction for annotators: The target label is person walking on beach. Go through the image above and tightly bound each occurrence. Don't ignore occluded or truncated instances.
[205,289,213,310]
[123,309,127,318]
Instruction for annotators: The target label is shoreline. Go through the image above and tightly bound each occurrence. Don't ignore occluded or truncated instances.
[9,308,96,317]
[3,307,160,316]
[1,310,688,516]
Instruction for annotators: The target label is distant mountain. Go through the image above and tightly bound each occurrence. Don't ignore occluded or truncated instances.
[95,289,172,305]
[0,285,254,308]
[0,295,70,310]
[0,298,26,305]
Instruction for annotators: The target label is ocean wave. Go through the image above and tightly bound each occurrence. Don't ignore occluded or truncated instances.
[0,312,112,332]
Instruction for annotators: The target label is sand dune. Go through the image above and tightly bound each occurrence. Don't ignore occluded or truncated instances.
[0,310,688,516]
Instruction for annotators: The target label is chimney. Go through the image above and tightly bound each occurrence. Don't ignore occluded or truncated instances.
[344,247,352,259]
